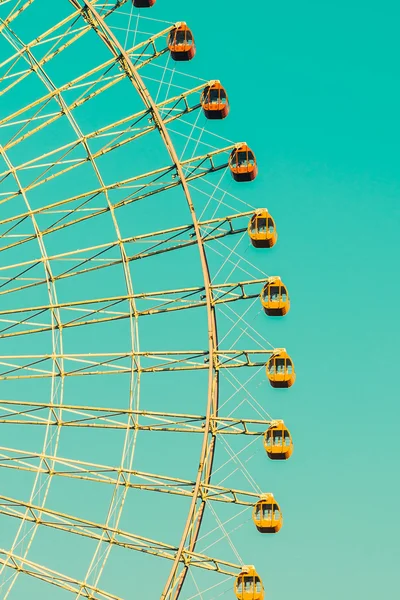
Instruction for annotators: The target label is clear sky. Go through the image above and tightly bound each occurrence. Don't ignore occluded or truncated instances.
[0,1,399,599]
[144,1,400,597]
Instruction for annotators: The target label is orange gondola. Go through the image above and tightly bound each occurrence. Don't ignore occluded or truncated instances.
[266,349,296,388]
[253,494,283,533]
[133,0,156,7]
[167,23,195,61]
[229,144,258,182]
[260,276,290,316]
[201,81,229,119]
[235,566,264,600]
[248,208,277,248]
[264,421,293,460]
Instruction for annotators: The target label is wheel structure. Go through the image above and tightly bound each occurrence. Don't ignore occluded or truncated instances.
[0,2,297,599]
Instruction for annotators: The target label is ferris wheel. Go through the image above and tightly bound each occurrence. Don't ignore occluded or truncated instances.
[0,1,297,599]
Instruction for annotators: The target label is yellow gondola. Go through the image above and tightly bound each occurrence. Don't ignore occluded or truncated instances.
[260,276,290,316]
[253,494,283,533]
[235,566,264,600]
[264,421,293,460]
[248,208,277,248]
[201,81,229,119]
[167,23,195,61]
[229,144,258,182]
[266,348,296,388]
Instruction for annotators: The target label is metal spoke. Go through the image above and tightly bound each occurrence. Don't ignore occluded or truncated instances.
[0,211,253,299]
[0,451,266,507]
[0,277,267,338]
[0,504,240,578]
[0,401,274,435]
[0,349,274,379]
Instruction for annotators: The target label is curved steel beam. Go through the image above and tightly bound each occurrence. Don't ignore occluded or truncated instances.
[69,3,220,598]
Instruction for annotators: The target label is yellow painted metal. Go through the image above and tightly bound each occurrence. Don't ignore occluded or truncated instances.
[248,208,277,248]
[260,276,290,316]
[252,493,283,533]
[266,348,296,388]
[264,421,294,460]
[235,565,264,600]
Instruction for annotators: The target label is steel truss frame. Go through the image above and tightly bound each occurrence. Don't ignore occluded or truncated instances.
[0,2,284,598]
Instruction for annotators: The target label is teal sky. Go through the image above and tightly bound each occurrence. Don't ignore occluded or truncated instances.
[0,1,399,599]
[157,1,400,597]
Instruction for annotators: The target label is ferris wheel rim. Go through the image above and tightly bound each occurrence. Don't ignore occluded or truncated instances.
[67,2,221,597]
